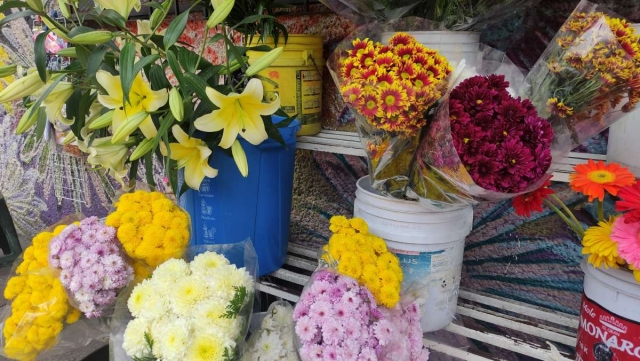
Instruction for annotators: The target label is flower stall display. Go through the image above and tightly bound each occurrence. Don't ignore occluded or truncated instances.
[330,31,452,197]
[105,189,190,277]
[111,244,256,361]
[512,161,640,360]
[241,301,299,361]
[522,0,640,156]
[322,216,403,308]
[48,217,134,318]
[0,221,107,361]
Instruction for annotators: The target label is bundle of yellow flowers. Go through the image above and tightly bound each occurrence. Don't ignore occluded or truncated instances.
[322,216,403,308]
[339,33,451,137]
[105,190,190,276]
[2,225,82,361]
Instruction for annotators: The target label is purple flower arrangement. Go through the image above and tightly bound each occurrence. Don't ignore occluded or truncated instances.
[449,74,553,193]
[49,216,134,318]
[293,269,392,361]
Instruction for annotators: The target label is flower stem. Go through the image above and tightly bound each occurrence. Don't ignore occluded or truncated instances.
[195,27,209,71]
[597,200,604,222]
[222,25,232,87]
[544,198,584,238]
[550,193,583,236]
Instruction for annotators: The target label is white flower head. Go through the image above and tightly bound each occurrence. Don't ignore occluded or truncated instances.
[152,258,190,285]
[128,280,153,318]
[190,252,230,277]
[122,318,150,359]
[171,275,207,316]
[156,317,191,360]
[254,331,284,361]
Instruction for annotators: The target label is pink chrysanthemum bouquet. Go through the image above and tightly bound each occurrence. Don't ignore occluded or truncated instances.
[49,217,134,318]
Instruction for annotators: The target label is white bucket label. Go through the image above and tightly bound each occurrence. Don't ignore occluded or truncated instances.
[577,293,640,361]
[389,247,461,313]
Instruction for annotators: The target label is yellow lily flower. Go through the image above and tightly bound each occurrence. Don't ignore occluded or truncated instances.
[94,0,141,20]
[36,81,74,126]
[161,125,218,190]
[194,78,280,149]
[85,137,134,186]
[96,70,168,140]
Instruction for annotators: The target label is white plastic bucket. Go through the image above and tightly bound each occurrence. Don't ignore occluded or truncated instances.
[353,176,473,332]
[606,24,640,177]
[381,31,480,69]
[576,260,640,360]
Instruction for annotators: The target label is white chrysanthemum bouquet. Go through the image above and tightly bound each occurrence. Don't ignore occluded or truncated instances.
[120,252,255,361]
[242,301,299,361]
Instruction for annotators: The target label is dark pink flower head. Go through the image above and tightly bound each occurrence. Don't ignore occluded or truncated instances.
[522,115,554,148]
[496,98,529,122]
[486,74,509,91]
[498,138,535,177]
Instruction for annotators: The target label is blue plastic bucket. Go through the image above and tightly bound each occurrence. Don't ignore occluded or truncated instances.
[179,116,300,276]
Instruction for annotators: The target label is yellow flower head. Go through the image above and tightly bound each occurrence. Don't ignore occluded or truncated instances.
[583,217,624,269]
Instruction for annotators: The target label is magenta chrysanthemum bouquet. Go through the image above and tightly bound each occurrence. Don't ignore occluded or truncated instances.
[449,75,553,193]
[49,217,134,318]
[408,45,555,209]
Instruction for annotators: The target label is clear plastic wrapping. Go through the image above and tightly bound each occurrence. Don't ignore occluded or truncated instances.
[110,240,258,361]
[408,45,555,210]
[241,301,299,361]
[327,20,454,198]
[521,0,640,156]
[0,217,109,361]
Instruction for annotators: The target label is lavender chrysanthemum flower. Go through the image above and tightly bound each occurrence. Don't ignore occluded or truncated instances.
[102,254,124,270]
[89,244,109,258]
[60,251,75,269]
[81,230,98,246]
[95,226,116,243]
[59,270,72,287]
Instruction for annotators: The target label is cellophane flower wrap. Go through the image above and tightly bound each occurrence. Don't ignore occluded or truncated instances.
[110,240,257,361]
[408,45,554,209]
[241,301,299,361]
[0,217,110,361]
[48,216,134,318]
[328,23,452,197]
[522,0,640,156]
[104,186,191,279]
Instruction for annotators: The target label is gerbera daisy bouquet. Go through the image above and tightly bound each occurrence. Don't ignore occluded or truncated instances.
[110,240,257,361]
[0,217,111,361]
[511,160,640,282]
[408,45,554,209]
[328,25,452,197]
[522,0,640,155]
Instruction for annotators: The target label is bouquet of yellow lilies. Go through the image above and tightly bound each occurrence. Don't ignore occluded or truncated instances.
[0,0,292,194]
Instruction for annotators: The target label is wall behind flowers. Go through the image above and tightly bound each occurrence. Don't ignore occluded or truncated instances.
[2,0,638,317]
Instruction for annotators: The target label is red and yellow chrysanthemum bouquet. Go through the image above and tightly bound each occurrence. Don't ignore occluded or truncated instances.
[523,0,640,155]
[329,31,452,197]
[512,160,640,282]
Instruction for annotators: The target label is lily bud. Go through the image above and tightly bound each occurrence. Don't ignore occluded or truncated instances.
[16,106,42,134]
[246,47,283,76]
[62,131,77,146]
[26,0,44,12]
[231,140,249,177]
[58,0,71,18]
[110,112,149,143]
[70,31,114,45]
[169,88,184,122]
[56,47,77,58]
[219,57,247,75]
[0,71,47,103]
[206,0,235,29]
[88,110,114,130]
[129,138,155,161]
[0,65,17,78]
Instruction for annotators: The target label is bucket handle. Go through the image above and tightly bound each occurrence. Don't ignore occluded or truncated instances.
[306,52,323,80]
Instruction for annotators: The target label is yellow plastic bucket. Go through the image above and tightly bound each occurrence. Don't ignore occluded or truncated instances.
[247,35,324,136]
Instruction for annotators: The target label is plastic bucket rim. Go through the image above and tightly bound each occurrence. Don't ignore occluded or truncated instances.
[356,176,473,215]
[581,259,640,299]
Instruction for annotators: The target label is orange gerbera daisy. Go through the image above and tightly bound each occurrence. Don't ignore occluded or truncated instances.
[569,160,636,201]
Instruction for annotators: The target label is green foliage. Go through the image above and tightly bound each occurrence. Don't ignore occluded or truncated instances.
[132,333,157,361]
[222,285,248,319]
